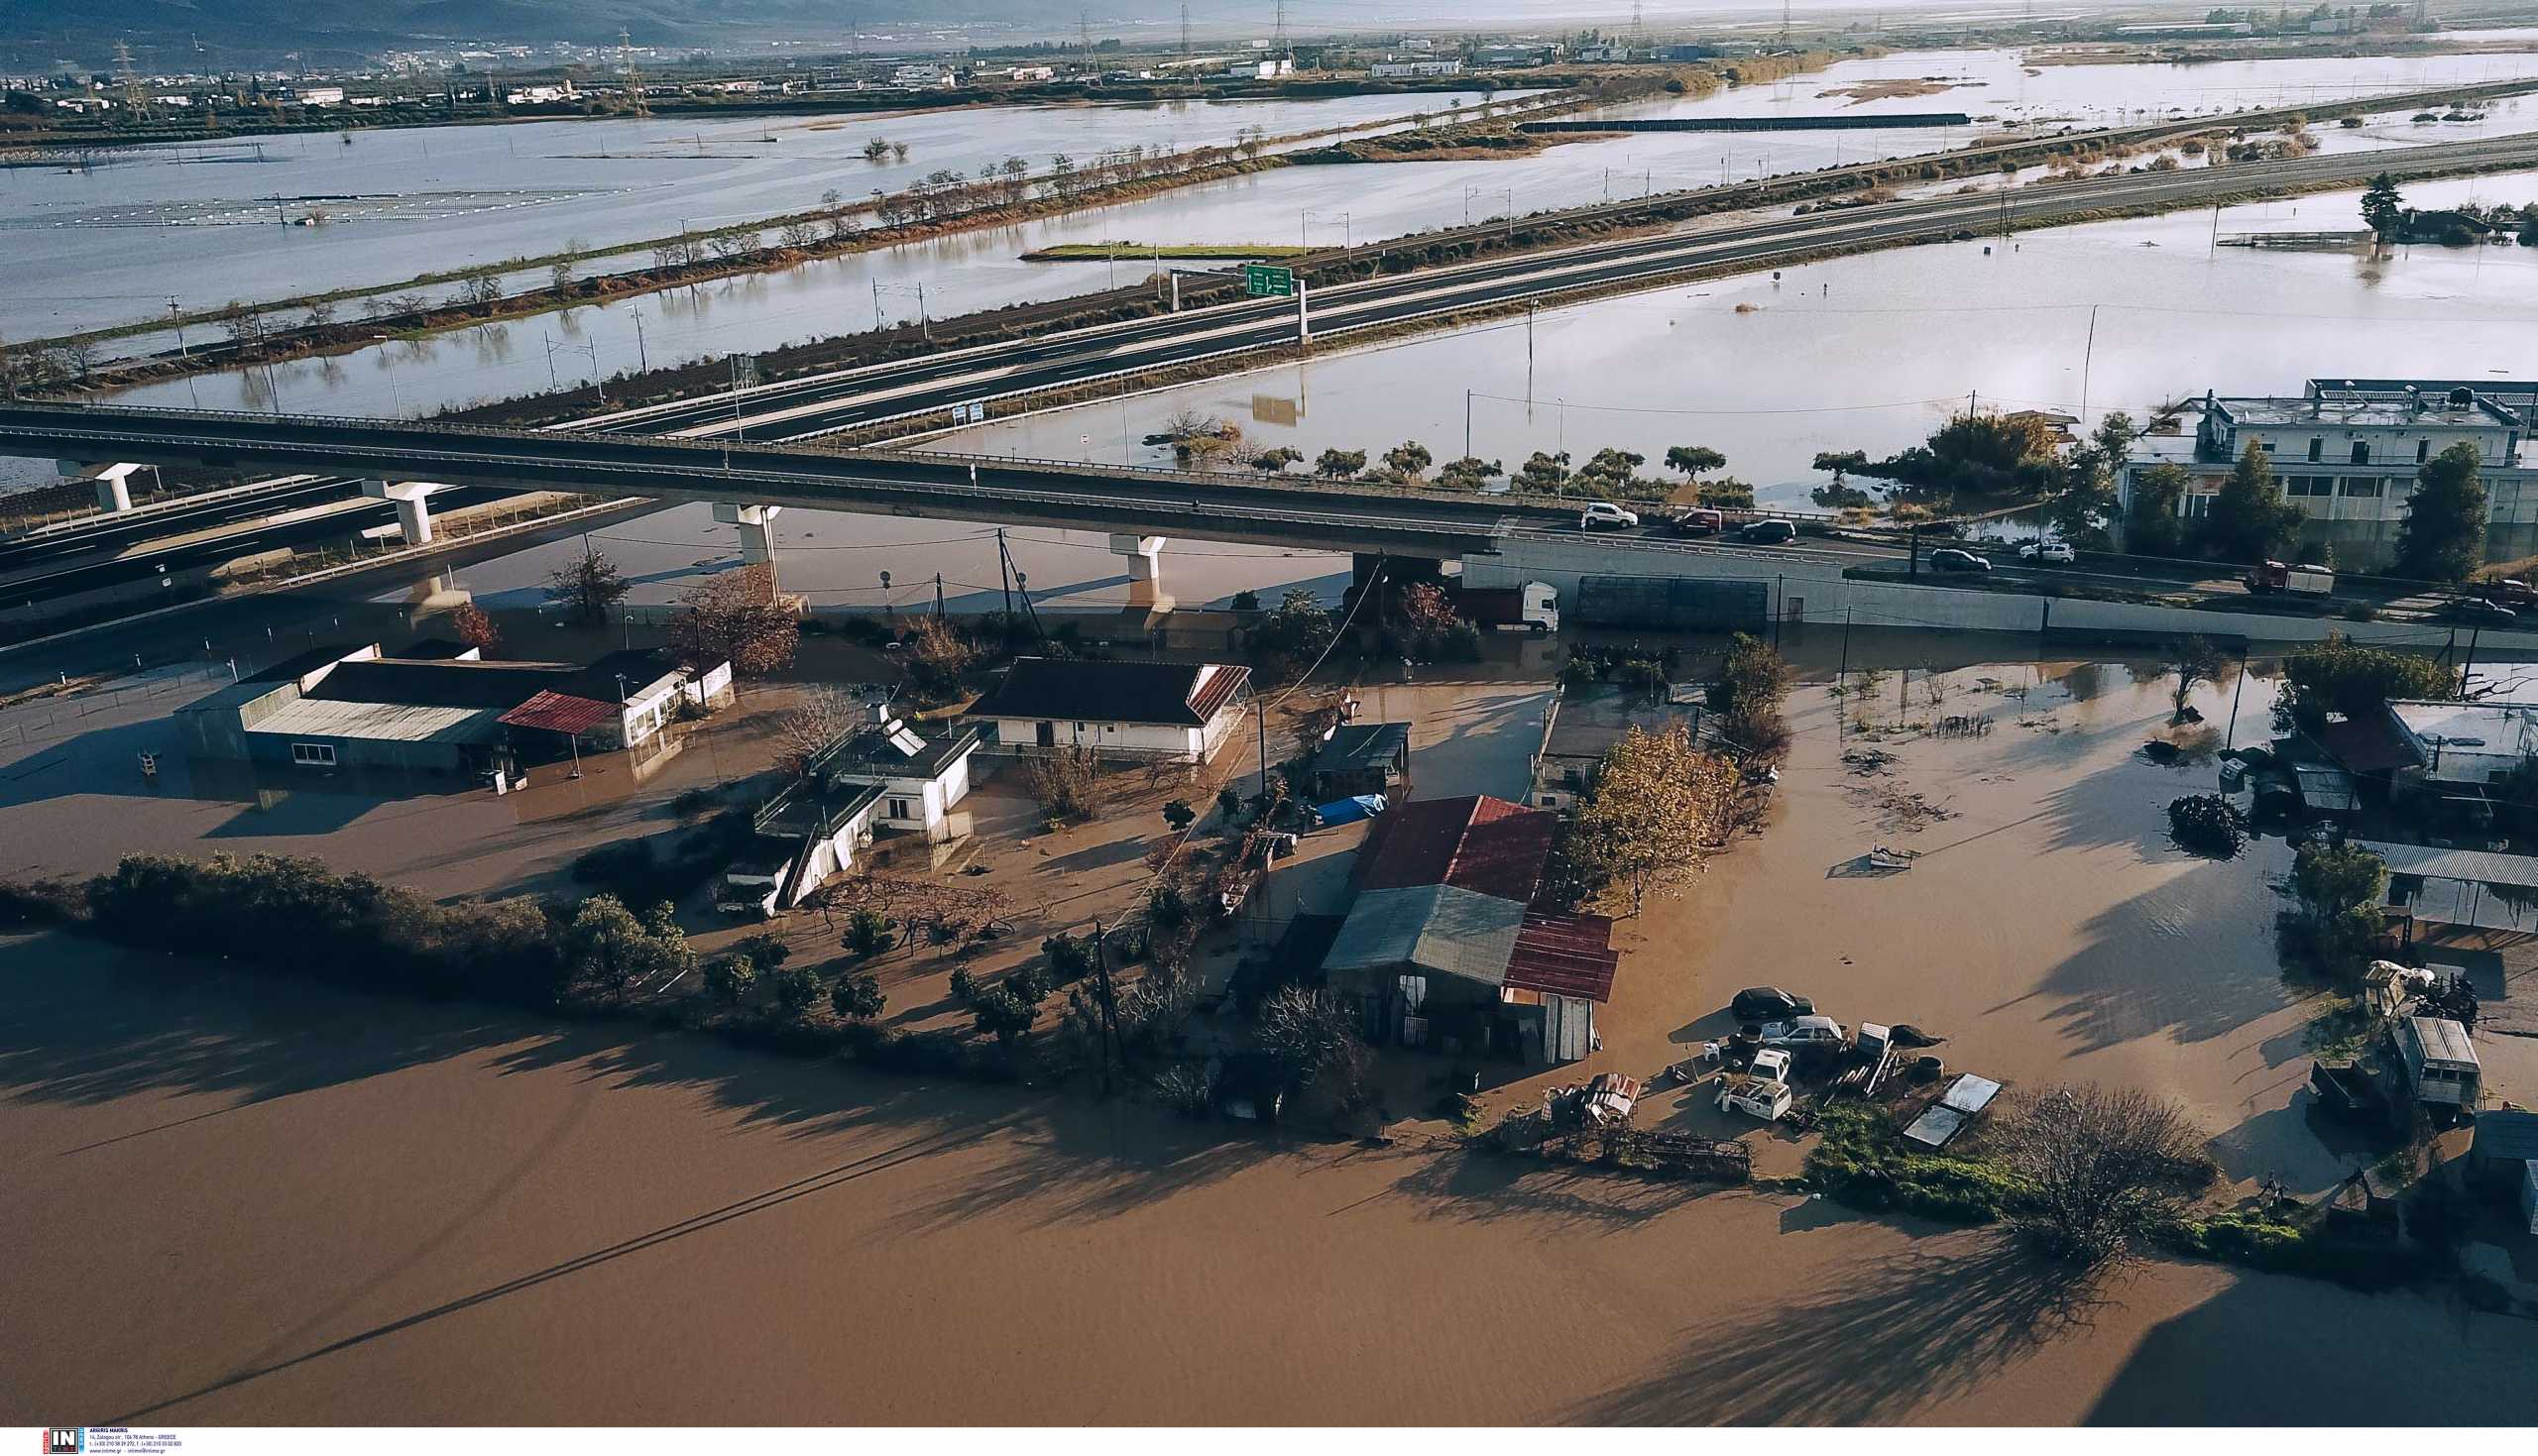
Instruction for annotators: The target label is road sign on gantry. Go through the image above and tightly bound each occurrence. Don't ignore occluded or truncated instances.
[1243,264,1295,297]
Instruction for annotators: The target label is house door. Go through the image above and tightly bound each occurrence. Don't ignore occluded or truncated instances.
[1034,721,1056,747]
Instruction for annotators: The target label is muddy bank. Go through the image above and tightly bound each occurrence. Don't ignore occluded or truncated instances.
[5,929,2537,1424]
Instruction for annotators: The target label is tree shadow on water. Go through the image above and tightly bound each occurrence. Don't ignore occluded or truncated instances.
[1572,1235,2115,1425]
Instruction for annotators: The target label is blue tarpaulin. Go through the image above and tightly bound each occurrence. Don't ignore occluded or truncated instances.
[1313,794,1390,828]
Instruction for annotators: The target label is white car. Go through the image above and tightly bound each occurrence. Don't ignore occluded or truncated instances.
[1578,503,1640,531]
[2019,539,2075,564]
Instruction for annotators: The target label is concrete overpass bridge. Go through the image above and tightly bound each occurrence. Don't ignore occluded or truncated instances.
[0,403,1591,597]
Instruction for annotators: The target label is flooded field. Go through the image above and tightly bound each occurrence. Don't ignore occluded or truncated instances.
[933,169,2538,519]
[1,89,1515,342]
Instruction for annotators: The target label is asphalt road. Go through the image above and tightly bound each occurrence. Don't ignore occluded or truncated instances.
[7,128,2536,608]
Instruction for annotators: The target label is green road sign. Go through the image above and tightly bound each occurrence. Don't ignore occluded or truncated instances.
[1243,264,1296,298]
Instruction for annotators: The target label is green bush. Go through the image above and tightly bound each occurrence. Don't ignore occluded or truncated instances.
[2159,1213,2435,1290]
[1804,1101,2033,1224]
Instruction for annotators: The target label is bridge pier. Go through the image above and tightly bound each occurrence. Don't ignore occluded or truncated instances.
[1110,533,1166,583]
[713,503,782,574]
[361,479,445,545]
[60,460,144,513]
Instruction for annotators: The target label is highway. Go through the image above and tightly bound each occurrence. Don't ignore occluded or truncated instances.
[6,128,2536,608]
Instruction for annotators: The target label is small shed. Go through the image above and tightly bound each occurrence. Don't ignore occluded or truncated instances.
[1307,722,1411,801]
[2291,762,2360,818]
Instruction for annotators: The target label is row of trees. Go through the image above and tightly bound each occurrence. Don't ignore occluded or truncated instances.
[1213,429,1751,506]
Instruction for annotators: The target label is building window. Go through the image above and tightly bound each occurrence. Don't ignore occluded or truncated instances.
[2286,475,2332,497]
[2184,493,2214,518]
[290,741,337,766]
[2307,437,2323,463]
[2340,477,2383,498]
[2418,438,2432,463]
[887,796,913,819]
[2350,441,2370,465]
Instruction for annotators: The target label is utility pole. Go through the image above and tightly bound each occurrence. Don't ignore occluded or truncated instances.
[1296,278,1310,347]
[996,528,1015,616]
[1089,915,1120,1095]
[628,303,647,370]
[1464,389,1473,459]
[1255,695,1270,803]
[168,297,188,359]
[2077,302,2099,427]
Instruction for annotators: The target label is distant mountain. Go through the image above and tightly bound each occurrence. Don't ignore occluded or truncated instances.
[0,0,1178,66]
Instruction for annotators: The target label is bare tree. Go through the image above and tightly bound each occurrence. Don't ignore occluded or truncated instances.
[666,563,796,677]
[773,684,862,774]
[2169,635,2228,725]
[1992,1083,2207,1265]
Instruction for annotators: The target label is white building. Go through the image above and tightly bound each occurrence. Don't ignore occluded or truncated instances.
[297,85,346,106]
[2120,379,2538,569]
[890,63,953,88]
[1372,59,1464,77]
[806,705,981,843]
[966,657,1251,764]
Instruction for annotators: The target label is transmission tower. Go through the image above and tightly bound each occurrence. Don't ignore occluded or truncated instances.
[114,39,148,118]
[1779,0,1792,46]
[1081,10,1094,59]
[1630,0,1645,50]
[1274,0,1289,58]
[1180,3,1192,61]
[619,29,646,116]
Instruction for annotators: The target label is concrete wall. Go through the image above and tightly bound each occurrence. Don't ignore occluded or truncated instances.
[1469,536,2538,651]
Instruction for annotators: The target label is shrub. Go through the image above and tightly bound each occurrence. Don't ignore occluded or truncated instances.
[1044,932,1098,984]
[1803,1101,2032,1225]
[2166,794,2247,856]
[830,971,885,1021]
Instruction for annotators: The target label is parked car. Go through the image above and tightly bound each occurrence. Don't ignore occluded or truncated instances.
[1578,502,1640,531]
[1758,1015,1849,1051]
[2482,577,2538,608]
[2019,539,2075,564]
[2445,597,2517,624]
[1928,547,1992,574]
[1732,986,1815,1023]
[1740,518,1796,544]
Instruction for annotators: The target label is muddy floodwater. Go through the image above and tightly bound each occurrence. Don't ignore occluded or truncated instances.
[6,929,2538,1426]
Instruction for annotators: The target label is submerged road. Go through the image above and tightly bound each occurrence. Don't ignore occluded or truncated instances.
[5,128,2536,608]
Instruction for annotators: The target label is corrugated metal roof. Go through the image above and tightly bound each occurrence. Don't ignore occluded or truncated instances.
[1354,795,1557,902]
[1504,912,1619,1003]
[1322,883,1527,985]
[247,696,496,743]
[966,657,1245,727]
[2359,840,2538,891]
[2292,763,2359,814]
[1312,721,1411,770]
[2405,1015,2479,1066]
[500,690,621,736]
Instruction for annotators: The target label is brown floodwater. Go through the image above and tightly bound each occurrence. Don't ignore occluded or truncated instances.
[6,928,2538,1426]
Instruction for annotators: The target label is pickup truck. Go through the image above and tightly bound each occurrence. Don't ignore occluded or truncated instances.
[1716,1073,1794,1122]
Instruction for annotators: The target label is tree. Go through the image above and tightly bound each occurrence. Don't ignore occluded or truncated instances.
[1810,449,1868,486]
[2162,635,2228,725]
[544,549,629,625]
[1666,444,1728,480]
[901,615,975,695]
[1161,798,1197,832]
[1382,440,1433,480]
[2126,462,2191,558]
[831,971,885,1021]
[1250,446,1302,473]
[773,684,861,775]
[845,907,898,958]
[2197,441,2303,563]
[1247,586,1336,673]
[702,952,757,1006]
[1216,785,1242,821]
[562,895,690,1003]
[2392,442,2487,584]
[1561,725,1739,914]
[971,984,1039,1044]
[2275,635,2455,730]
[1436,456,1503,491]
[2361,171,2405,237]
[1994,1083,2207,1265]
[863,136,891,162]
[1313,448,1367,478]
[765,962,824,1021]
[1256,985,1368,1111]
[449,603,501,654]
[667,564,796,676]
[2287,840,2387,969]
[1512,450,1571,493]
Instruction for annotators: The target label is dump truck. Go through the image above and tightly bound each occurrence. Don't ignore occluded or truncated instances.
[2243,560,2335,597]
